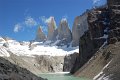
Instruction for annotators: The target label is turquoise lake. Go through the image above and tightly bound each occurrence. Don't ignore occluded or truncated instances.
[38,73,91,80]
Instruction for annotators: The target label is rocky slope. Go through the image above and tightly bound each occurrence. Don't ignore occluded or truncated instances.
[5,53,65,73]
[74,42,120,80]
[94,42,120,80]
[0,56,46,80]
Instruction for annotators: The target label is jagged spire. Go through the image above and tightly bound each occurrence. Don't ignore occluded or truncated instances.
[57,18,72,45]
[47,16,57,41]
[35,26,46,42]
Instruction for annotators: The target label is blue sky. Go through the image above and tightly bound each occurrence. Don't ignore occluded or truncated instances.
[0,0,106,41]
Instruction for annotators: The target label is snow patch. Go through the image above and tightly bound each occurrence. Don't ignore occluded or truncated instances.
[45,16,54,24]
[94,34,108,40]
[61,18,67,23]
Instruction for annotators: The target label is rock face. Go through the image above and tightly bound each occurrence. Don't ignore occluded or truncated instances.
[57,18,72,46]
[0,57,46,80]
[107,0,120,6]
[35,55,64,72]
[107,0,120,44]
[36,26,46,42]
[72,13,89,47]
[97,43,120,80]
[3,42,9,48]
[63,52,79,72]
[71,7,109,74]
[47,17,57,41]
[52,28,58,41]
[5,52,65,73]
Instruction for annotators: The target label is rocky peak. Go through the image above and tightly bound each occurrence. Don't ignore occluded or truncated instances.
[47,16,57,41]
[72,12,89,47]
[35,26,46,42]
[57,18,72,46]
[60,18,67,23]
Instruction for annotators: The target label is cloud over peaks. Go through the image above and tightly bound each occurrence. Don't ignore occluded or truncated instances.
[40,16,55,24]
[13,16,37,33]
[25,16,37,27]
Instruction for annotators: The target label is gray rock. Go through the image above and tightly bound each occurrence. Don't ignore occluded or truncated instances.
[29,41,37,50]
[36,26,46,42]
[57,18,72,45]
[52,28,58,41]
[3,42,9,48]
[72,13,89,47]
[35,55,64,72]
[63,52,79,72]
[47,17,57,41]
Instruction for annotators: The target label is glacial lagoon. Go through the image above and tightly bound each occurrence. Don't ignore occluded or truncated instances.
[38,72,91,80]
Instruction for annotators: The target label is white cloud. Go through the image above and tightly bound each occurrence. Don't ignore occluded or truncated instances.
[25,16,37,27]
[92,0,100,4]
[14,24,22,32]
[13,16,38,33]
[40,16,54,24]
